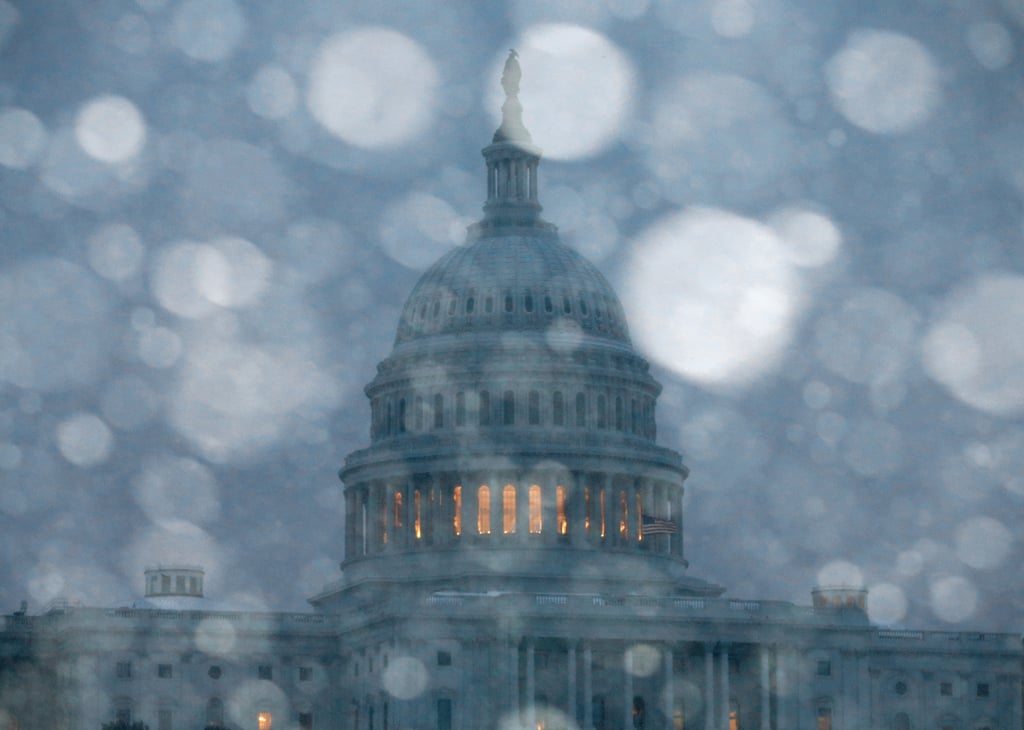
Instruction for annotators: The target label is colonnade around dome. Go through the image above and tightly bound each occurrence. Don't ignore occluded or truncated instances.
[343,472,684,563]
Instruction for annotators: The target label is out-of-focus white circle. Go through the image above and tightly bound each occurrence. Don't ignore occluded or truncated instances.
[199,236,273,308]
[378,192,464,270]
[955,516,1012,570]
[195,617,237,655]
[170,0,245,63]
[134,454,221,525]
[0,107,47,169]
[767,207,842,268]
[75,95,147,163]
[921,273,1024,415]
[307,27,439,149]
[150,242,228,318]
[710,0,755,38]
[247,64,298,120]
[624,207,800,386]
[489,24,635,160]
[817,559,863,588]
[929,575,977,623]
[866,582,907,625]
[826,29,941,134]
[88,222,144,281]
[56,412,114,467]
[966,21,1014,70]
[382,656,428,700]
[625,643,661,677]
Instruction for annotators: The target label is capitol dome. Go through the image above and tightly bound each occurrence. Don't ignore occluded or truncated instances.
[316,52,722,610]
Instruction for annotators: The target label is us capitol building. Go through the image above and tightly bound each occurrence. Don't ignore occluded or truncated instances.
[1,53,1021,730]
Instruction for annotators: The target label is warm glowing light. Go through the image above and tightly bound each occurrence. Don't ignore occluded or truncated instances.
[258,712,272,730]
[529,485,542,533]
[556,486,567,535]
[381,500,387,545]
[394,491,404,528]
[478,485,491,534]
[414,490,422,539]
[453,486,462,536]
[503,485,516,534]
[599,488,606,538]
[619,491,629,540]
[584,488,591,534]
[636,493,643,542]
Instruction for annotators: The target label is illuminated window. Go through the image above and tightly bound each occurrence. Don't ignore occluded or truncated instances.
[636,493,644,542]
[619,491,629,540]
[729,701,740,730]
[394,492,403,528]
[556,486,567,535]
[414,490,422,539]
[258,711,272,730]
[575,393,586,427]
[816,707,831,730]
[552,391,564,426]
[528,390,540,425]
[381,499,387,545]
[477,485,491,534]
[479,391,491,426]
[452,486,462,536]
[529,485,542,533]
[584,488,591,534]
[599,488,606,538]
[673,707,685,730]
[503,485,516,534]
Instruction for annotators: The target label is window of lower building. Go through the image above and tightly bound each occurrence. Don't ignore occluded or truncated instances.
[528,390,540,425]
[114,700,131,724]
[437,651,452,666]
[976,682,989,698]
[298,712,313,729]
[816,707,831,730]
[452,486,462,536]
[618,490,629,541]
[817,660,831,676]
[552,391,564,426]
[433,394,444,428]
[479,391,491,426]
[556,486,567,535]
[414,490,422,539]
[575,393,586,427]
[298,666,312,682]
[258,665,273,680]
[258,711,272,730]
[158,708,172,730]
[208,665,222,679]
[893,712,910,730]
[206,698,223,725]
[437,699,452,730]
[940,681,952,696]
[116,661,131,679]
[157,663,172,678]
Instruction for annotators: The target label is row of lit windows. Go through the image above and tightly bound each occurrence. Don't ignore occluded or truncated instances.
[110,699,311,730]
[372,389,655,439]
[357,483,676,553]
[407,286,623,330]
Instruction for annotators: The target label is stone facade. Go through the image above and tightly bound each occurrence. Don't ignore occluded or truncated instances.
[1,53,1021,730]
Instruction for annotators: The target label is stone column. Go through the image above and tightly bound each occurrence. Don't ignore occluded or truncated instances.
[571,473,587,547]
[543,475,557,545]
[405,481,415,548]
[663,645,674,730]
[675,486,686,558]
[624,645,634,730]
[463,475,477,540]
[583,643,594,730]
[704,643,715,730]
[568,643,577,727]
[719,644,730,730]
[525,640,536,730]
[518,481,530,543]
[490,475,501,538]
[760,646,771,730]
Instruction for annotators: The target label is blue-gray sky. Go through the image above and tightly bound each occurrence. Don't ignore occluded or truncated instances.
[1,0,1023,630]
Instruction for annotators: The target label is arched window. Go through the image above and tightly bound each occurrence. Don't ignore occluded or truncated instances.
[206,698,224,726]
[432,300,441,319]
[380,498,388,546]
[579,297,589,316]
[452,486,462,536]
[394,492,403,528]
[562,295,572,314]
[544,295,554,313]
[893,712,910,730]
[503,485,516,534]
[479,391,491,426]
[466,290,475,314]
[415,396,424,430]
[576,393,586,427]
[615,396,624,430]
[556,486,567,535]
[414,490,422,539]
[529,485,542,533]
[455,391,466,427]
[485,295,494,313]
[398,398,406,433]
[386,400,393,435]
[584,487,591,535]
[524,291,534,312]
[552,391,564,426]
[448,298,456,316]
[597,395,607,429]
[433,394,444,429]
[504,292,514,312]
[618,490,629,541]
[503,390,515,425]
[636,492,644,543]
[528,390,540,425]
[816,703,831,730]
[477,485,491,534]
[730,700,740,730]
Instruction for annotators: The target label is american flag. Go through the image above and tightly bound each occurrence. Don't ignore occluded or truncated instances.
[641,514,678,535]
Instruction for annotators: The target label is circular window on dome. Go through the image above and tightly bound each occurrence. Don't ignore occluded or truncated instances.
[209,665,222,679]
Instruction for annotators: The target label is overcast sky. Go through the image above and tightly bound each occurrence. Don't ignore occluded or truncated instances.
[1,0,1023,631]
